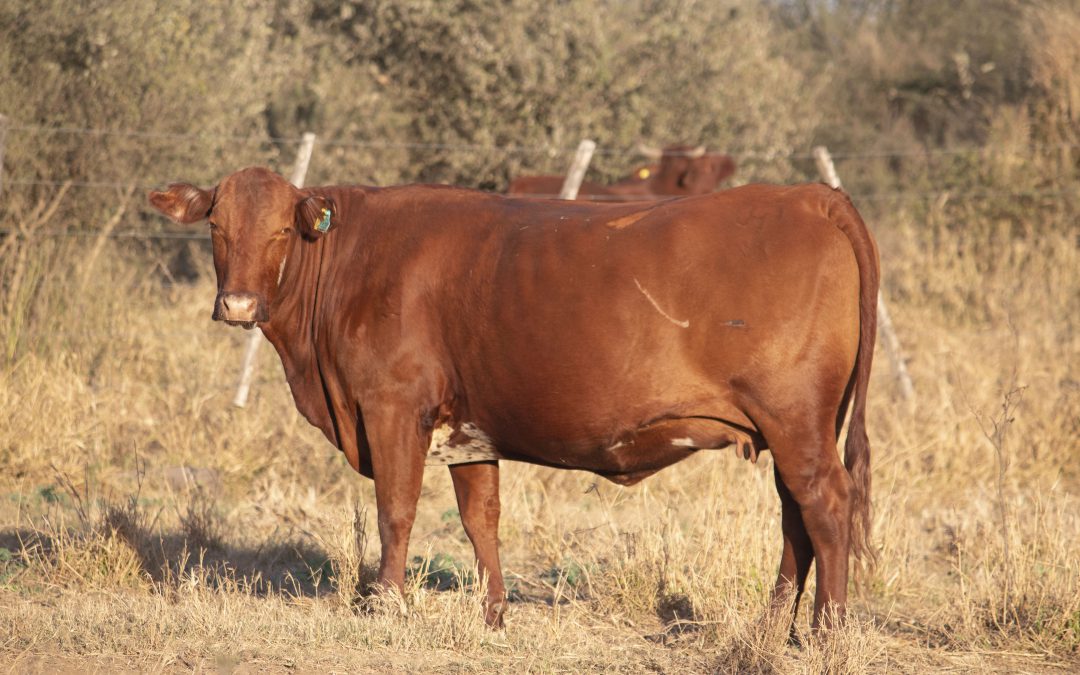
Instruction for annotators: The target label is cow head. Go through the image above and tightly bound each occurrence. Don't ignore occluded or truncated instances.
[655,145,737,195]
[638,144,737,196]
[148,167,335,328]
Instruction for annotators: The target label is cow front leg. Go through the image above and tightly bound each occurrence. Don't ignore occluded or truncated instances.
[365,407,427,601]
[449,460,506,628]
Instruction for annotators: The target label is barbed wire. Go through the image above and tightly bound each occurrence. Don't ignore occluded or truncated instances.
[8,180,160,190]
[480,188,1074,203]
[7,122,1077,161]
[6,123,619,157]
[4,173,1074,201]
[7,124,306,147]
[11,326,244,340]
[0,228,210,239]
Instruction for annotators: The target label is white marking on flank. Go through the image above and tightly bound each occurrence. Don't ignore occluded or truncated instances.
[427,422,501,466]
[633,278,689,328]
[671,437,696,447]
[607,441,626,451]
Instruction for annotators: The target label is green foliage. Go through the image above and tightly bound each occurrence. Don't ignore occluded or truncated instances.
[36,485,65,505]
[540,558,590,589]
[0,0,814,198]
[409,552,472,591]
[0,0,295,224]
[302,0,812,185]
[1,0,1074,197]
[0,545,26,586]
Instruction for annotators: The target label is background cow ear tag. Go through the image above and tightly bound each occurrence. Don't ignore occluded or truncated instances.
[315,207,332,233]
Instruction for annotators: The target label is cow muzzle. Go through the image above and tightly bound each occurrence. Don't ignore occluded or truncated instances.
[213,292,269,329]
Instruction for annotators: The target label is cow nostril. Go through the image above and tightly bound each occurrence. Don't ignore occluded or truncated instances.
[220,294,260,319]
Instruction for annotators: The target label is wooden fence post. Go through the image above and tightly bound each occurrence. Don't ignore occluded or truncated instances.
[812,145,916,404]
[0,114,9,201]
[233,132,317,408]
[559,139,596,200]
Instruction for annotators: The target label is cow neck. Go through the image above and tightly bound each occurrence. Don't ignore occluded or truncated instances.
[259,186,367,423]
[259,187,357,401]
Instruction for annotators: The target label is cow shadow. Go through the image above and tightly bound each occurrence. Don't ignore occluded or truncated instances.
[0,526,562,610]
[0,525,340,598]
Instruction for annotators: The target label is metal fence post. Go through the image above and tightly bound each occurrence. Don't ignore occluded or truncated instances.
[813,145,916,404]
[559,140,597,200]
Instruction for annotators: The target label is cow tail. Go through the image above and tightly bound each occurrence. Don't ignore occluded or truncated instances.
[829,189,880,567]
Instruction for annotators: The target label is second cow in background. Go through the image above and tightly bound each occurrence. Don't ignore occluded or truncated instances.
[508,144,736,201]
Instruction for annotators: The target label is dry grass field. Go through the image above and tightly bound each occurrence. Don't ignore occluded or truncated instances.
[2,2,1079,670]
[0,183,1077,673]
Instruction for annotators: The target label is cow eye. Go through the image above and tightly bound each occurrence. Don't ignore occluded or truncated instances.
[279,226,293,235]
[207,221,219,231]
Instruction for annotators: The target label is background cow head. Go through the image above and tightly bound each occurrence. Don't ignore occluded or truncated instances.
[638,144,737,195]
[148,167,334,328]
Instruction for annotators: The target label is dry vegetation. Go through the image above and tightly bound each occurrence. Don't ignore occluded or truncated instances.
[2,0,1079,672]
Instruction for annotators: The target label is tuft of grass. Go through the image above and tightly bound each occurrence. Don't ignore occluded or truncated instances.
[177,488,224,555]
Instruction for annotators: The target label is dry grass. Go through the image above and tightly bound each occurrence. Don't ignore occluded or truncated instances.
[1,189,1078,673]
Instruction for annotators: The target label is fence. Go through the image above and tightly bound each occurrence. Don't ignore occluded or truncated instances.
[2,121,1077,205]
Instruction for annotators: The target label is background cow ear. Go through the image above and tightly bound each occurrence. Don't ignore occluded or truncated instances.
[296,194,338,240]
[148,183,215,224]
[713,155,737,183]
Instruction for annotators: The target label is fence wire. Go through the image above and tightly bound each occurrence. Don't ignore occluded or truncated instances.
[1,122,1075,242]
[7,122,1078,161]
[0,187,1073,241]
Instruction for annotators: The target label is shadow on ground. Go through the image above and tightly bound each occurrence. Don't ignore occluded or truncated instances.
[0,526,567,610]
[0,526,341,597]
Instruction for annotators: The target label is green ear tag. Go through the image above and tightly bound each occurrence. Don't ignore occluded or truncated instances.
[315,207,332,233]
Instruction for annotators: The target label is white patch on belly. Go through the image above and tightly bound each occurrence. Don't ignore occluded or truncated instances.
[427,423,501,466]
[671,437,696,447]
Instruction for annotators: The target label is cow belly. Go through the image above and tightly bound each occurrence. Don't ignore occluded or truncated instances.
[426,423,503,466]
[587,415,758,473]
[487,414,760,478]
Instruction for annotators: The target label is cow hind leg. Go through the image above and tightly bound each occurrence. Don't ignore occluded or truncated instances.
[449,461,506,628]
[771,467,815,641]
[768,421,854,630]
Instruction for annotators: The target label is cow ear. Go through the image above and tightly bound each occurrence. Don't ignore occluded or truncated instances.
[148,183,215,223]
[296,194,338,240]
[713,155,737,182]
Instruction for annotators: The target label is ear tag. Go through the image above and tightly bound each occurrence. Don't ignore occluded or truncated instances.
[315,207,332,233]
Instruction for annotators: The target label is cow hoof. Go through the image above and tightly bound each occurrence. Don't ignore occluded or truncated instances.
[484,601,506,630]
[357,586,408,618]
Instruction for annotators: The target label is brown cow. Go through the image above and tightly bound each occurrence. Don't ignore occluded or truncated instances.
[507,144,736,200]
[149,168,878,631]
